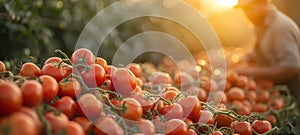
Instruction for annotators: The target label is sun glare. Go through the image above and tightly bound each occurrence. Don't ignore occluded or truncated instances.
[214,0,238,8]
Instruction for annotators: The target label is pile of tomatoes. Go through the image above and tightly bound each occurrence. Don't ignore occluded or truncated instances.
[0,48,298,135]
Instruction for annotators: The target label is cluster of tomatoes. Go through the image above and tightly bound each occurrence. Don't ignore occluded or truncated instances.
[0,48,292,135]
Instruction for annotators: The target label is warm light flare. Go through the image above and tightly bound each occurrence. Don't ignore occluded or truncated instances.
[214,0,238,8]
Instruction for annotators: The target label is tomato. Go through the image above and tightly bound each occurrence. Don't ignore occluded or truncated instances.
[237,105,251,116]
[126,63,142,77]
[210,131,223,135]
[187,87,207,102]
[235,75,249,88]
[271,97,284,110]
[39,75,58,103]
[162,90,179,102]
[264,114,277,125]
[183,118,193,126]
[251,103,268,113]
[94,117,124,135]
[0,80,22,115]
[106,65,117,76]
[136,119,156,135]
[77,94,103,119]
[152,116,165,131]
[164,119,188,135]
[200,79,218,93]
[44,57,62,65]
[226,87,245,101]
[129,91,155,114]
[0,112,39,135]
[42,62,70,82]
[0,61,6,72]
[177,96,201,121]
[215,114,234,128]
[160,103,183,120]
[19,62,41,78]
[256,90,270,103]
[71,48,95,65]
[196,110,214,124]
[44,111,69,133]
[251,120,272,134]
[81,64,106,88]
[188,129,198,135]
[246,90,257,102]
[95,57,108,70]
[58,121,85,135]
[226,72,239,84]
[248,79,257,90]
[230,121,252,135]
[53,96,77,119]
[174,72,194,89]
[72,116,94,134]
[149,72,172,85]
[18,107,42,133]
[211,91,227,104]
[21,80,43,107]
[116,98,143,121]
[58,77,82,99]
[112,68,137,96]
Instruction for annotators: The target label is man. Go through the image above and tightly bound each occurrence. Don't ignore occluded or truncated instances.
[235,0,300,104]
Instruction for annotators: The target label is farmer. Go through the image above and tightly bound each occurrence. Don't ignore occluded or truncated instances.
[235,0,300,104]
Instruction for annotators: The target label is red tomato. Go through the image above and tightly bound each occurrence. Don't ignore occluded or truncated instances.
[53,96,77,119]
[227,87,245,101]
[186,87,207,102]
[256,90,270,103]
[116,98,143,121]
[200,79,218,93]
[0,80,22,115]
[44,111,69,133]
[94,117,124,135]
[71,48,95,65]
[18,107,42,133]
[136,119,156,135]
[272,97,284,110]
[59,121,85,135]
[0,112,39,135]
[19,62,41,78]
[112,68,137,96]
[58,77,82,99]
[39,75,58,103]
[129,91,155,114]
[81,64,106,88]
[215,114,234,128]
[173,72,194,89]
[235,75,249,88]
[21,80,43,107]
[251,120,272,134]
[177,96,201,121]
[149,72,172,85]
[160,103,183,120]
[188,129,198,135]
[0,61,6,72]
[230,121,252,135]
[126,63,142,77]
[72,116,94,134]
[164,119,188,135]
[162,90,179,102]
[197,110,214,124]
[95,57,108,70]
[44,57,62,65]
[42,62,70,82]
[77,94,103,119]
[106,65,117,76]
[264,114,277,125]
[251,103,268,113]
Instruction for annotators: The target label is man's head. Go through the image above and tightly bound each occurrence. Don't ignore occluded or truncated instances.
[236,0,272,25]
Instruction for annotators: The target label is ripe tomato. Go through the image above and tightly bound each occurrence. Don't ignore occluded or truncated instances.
[211,91,227,104]
[136,119,156,135]
[177,96,201,120]
[59,121,85,135]
[215,114,234,128]
[18,107,42,133]
[72,116,94,134]
[44,57,62,65]
[197,110,214,124]
[0,80,22,115]
[200,79,218,93]
[164,119,188,135]
[95,57,108,70]
[0,61,6,72]
[106,65,117,76]
[271,97,284,110]
[0,112,39,135]
[21,80,43,107]
[112,68,137,96]
[77,94,103,119]
[251,103,268,113]
[19,62,41,78]
[160,103,183,120]
[188,129,198,135]
[162,90,179,102]
[53,96,77,119]
[81,64,106,88]
[44,111,69,133]
[173,72,194,90]
[116,98,143,121]
[187,86,207,102]
[256,90,270,103]
[71,48,95,65]
[126,63,142,77]
[264,114,277,124]
[227,87,245,101]
[251,120,272,134]
[149,72,172,85]
[42,62,70,82]
[129,91,155,114]
[94,117,124,135]
[235,75,249,88]
[230,121,252,135]
[58,77,82,99]
[39,75,58,103]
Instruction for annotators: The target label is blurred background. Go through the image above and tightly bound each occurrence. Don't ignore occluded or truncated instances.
[0,0,299,67]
